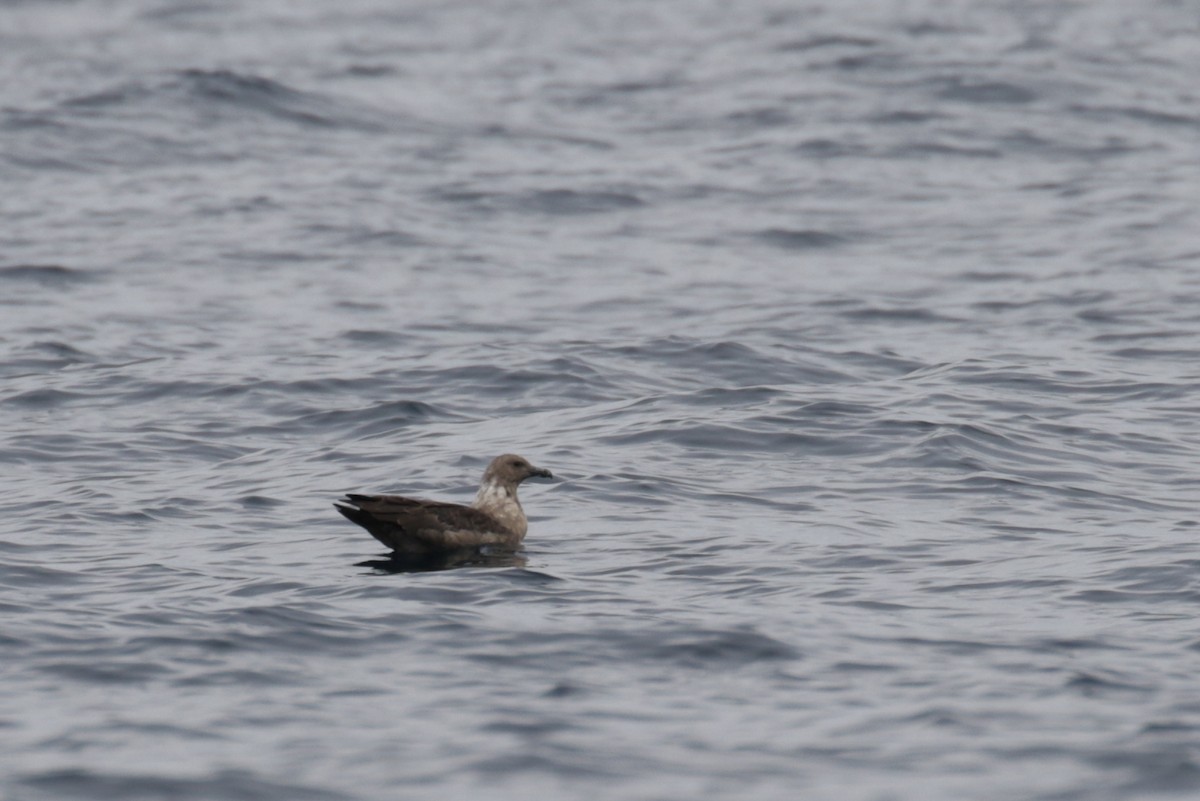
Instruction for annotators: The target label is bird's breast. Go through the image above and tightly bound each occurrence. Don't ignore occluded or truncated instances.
[472,481,527,539]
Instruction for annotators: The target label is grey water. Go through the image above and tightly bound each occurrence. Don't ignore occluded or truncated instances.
[3,1,1200,799]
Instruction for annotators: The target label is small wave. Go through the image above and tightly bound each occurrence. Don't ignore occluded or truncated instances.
[60,68,396,133]
[279,398,459,438]
[0,341,99,377]
[38,660,171,684]
[642,627,797,668]
[871,109,948,124]
[754,227,846,250]
[888,141,1003,158]
[793,137,867,157]
[464,625,796,671]
[176,68,383,130]
[1,388,85,408]
[16,769,353,801]
[607,336,854,385]
[435,187,644,216]
[214,604,382,655]
[1069,103,1197,128]
[1065,670,1152,695]
[776,34,879,52]
[0,264,95,286]
[936,78,1038,105]
[338,329,412,346]
[838,305,959,323]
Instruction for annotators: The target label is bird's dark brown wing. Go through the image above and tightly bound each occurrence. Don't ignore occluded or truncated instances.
[334,494,516,554]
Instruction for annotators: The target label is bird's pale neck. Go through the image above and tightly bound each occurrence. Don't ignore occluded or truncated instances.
[472,480,527,538]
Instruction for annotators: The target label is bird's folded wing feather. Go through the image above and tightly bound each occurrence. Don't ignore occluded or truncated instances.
[340,494,513,548]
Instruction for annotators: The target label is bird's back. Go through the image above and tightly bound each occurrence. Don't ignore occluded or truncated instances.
[335,494,519,555]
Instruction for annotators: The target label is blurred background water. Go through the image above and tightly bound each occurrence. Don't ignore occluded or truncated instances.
[3,1,1200,799]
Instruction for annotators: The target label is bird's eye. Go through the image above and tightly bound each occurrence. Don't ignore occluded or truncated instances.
[510,460,523,467]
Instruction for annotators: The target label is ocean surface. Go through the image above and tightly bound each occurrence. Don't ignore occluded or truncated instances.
[3,1,1200,799]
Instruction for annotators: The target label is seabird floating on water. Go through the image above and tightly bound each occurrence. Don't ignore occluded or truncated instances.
[335,454,552,556]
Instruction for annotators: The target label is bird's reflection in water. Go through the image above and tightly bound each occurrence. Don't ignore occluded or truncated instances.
[356,547,527,574]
